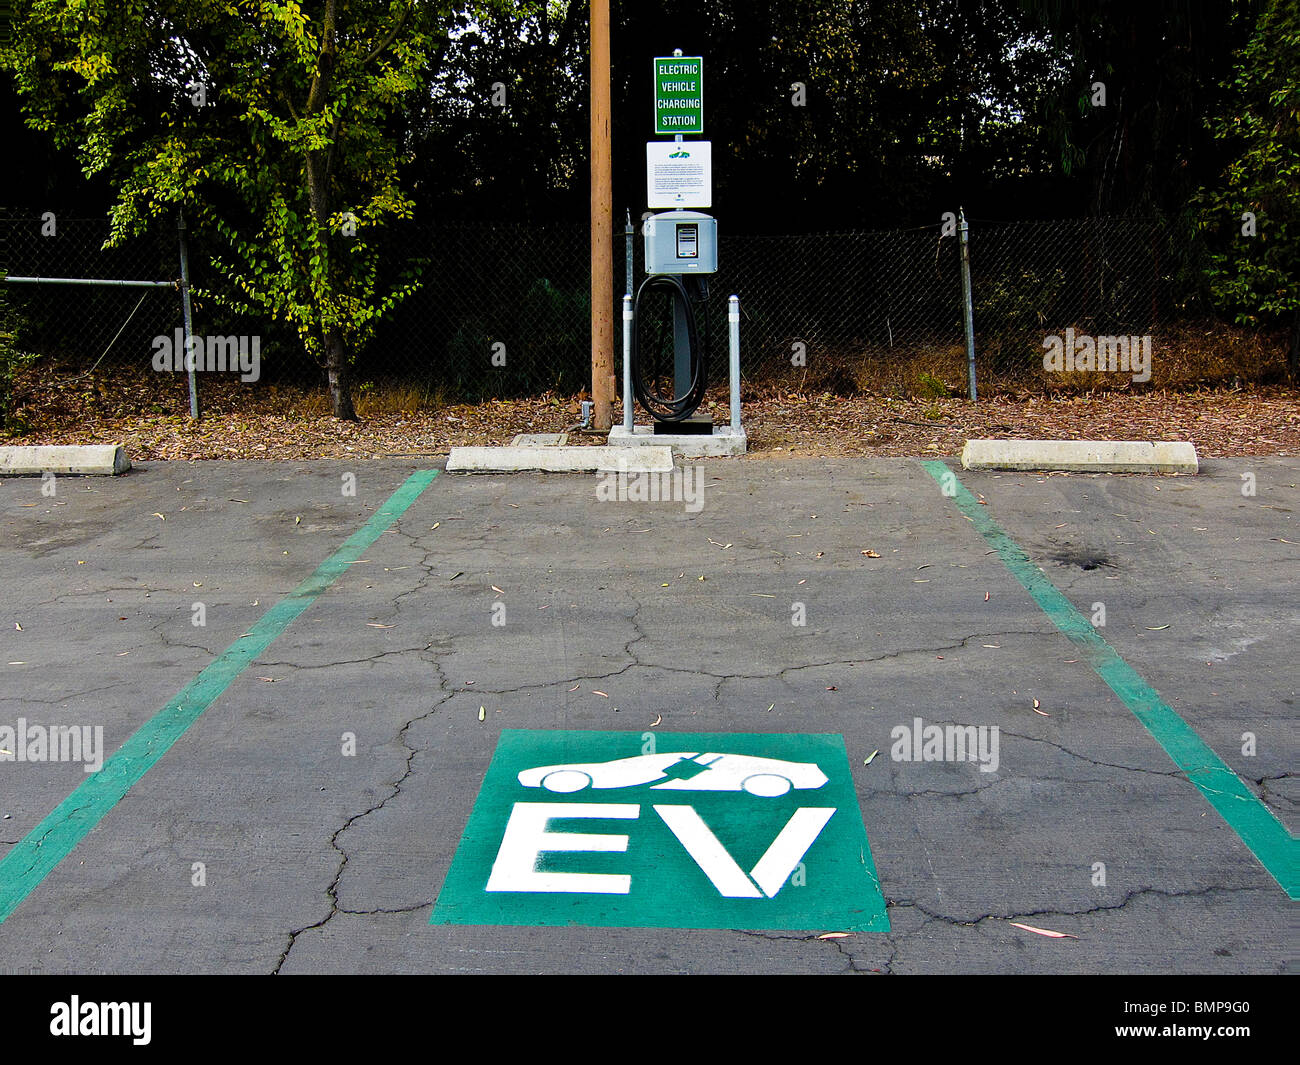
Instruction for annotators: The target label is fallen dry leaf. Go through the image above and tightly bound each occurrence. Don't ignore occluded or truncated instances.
[1010,922,1078,939]
[11,366,1298,464]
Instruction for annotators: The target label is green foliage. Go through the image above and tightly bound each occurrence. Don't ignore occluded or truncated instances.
[1197,0,1300,327]
[0,285,38,433]
[445,276,588,398]
[1027,0,1246,215]
[915,371,951,398]
[1,0,457,410]
[977,267,1066,332]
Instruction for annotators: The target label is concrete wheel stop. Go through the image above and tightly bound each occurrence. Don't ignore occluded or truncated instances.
[0,444,132,476]
[961,439,1198,474]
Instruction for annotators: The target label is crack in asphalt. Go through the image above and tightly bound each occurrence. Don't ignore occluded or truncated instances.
[814,884,1268,974]
[889,882,1252,931]
[414,626,1064,701]
[1253,771,1298,811]
[272,661,454,975]
[733,928,880,973]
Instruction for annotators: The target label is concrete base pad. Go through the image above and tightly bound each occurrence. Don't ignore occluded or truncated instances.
[446,445,674,473]
[608,424,747,457]
[961,439,1198,474]
[510,433,569,447]
[0,444,131,476]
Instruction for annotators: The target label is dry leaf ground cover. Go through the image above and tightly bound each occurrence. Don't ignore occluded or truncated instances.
[6,360,1299,460]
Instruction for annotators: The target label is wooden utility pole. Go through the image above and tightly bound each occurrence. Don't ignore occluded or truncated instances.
[590,0,615,429]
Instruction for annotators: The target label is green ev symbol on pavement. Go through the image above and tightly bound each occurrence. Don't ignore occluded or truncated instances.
[432,730,889,932]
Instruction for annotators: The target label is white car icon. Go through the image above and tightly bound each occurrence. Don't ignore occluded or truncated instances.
[516,752,827,797]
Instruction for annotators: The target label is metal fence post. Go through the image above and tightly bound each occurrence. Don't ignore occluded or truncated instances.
[959,208,977,403]
[177,210,200,419]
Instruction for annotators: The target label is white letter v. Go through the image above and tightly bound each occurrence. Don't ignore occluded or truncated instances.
[654,805,835,898]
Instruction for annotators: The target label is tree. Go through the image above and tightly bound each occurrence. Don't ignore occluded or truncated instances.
[1197,0,1300,378]
[407,0,589,220]
[2,0,458,418]
[1025,0,1249,218]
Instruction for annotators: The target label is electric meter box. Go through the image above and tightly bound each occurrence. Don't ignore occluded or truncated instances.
[644,211,717,274]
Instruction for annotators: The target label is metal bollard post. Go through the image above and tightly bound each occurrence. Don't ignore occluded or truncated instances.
[622,294,634,432]
[728,295,741,432]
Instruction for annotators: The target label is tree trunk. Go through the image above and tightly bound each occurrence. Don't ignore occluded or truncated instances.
[325,329,357,420]
[1289,307,1300,384]
[307,0,356,420]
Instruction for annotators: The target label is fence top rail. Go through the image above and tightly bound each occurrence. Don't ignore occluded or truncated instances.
[6,275,175,288]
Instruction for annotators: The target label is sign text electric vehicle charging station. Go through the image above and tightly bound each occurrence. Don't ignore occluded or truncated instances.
[653,54,703,135]
[608,51,747,456]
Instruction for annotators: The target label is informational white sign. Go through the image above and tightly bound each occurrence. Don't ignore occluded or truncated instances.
[647,140,712,208]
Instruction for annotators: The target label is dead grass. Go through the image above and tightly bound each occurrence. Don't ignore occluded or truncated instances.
[791,320,1291,399]
[5,320,1297,460]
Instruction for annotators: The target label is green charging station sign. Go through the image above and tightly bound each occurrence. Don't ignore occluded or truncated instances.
[654,56,704,135]
[432,730,889,931]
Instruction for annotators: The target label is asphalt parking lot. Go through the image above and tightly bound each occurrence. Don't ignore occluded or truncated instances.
[0,456,1295,974]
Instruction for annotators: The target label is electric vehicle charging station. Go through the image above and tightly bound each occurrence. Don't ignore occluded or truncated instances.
[609,52,746,456]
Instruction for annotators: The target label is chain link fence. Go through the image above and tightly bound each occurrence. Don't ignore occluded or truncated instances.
[1,214,184,378]
[4,209,1272,412]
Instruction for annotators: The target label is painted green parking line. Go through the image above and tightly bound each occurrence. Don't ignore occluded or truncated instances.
[0,469,439,924]
[921,460,1298,899]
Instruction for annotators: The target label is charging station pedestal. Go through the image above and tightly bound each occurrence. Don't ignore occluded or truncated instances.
[611,210,746,456]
